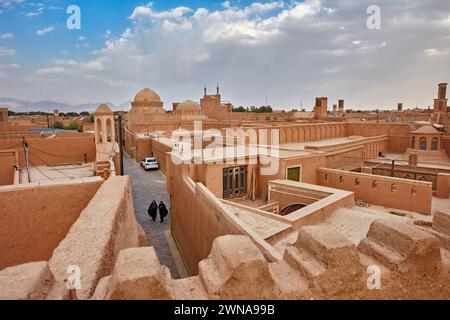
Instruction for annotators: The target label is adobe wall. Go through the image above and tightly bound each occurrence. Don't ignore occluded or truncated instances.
[346,122,413,153]
[0,150,18,186]
[257,155,327,200]
[48,176,146,299]
[437,173,450,198]
[317,168,432,215]
[0,124,41,132]
[0,177,103,270]
[223,123,347,146]
[151,139,172,174]
[193,161,258,199]
[269,185,327,210]
[443,136,450,157]
[0,135,96,167]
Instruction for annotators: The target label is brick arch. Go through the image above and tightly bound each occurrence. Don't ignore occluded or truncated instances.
[287,127,293,143]
[304,127,311,141]
[298,126,305,142]
[292,127,299,143]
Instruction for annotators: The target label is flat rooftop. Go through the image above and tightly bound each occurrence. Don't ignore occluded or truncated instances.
[21,163,95,183]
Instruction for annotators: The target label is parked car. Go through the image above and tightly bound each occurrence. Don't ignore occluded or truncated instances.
[141,157,159,171]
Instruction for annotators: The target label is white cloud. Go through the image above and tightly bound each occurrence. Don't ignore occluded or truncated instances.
[0,0,25,7]
[0,47,15,56]
[82,60,105,71]
[0,33,13,39]
[130,4,192,20]
[424,48,450,56]
[36,26,55,36]
[54,59,78,66]
[0,62,19,69]
[36,67,65,75]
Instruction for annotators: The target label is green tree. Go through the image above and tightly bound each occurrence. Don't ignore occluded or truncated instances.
[53,121,64,129]
[232,106,246,113]
[66,121,81,131]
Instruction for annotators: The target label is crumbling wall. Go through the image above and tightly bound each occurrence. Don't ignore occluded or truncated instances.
[0,177,103,270]
[92,214,450,300]
[48,176,147,299]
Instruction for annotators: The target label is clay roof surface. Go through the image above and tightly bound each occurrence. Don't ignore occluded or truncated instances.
[134,88,161,102]
[413,126,440,134]
[94,104,113,115]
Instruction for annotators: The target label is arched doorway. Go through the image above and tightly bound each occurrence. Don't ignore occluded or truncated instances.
[279,203,307,216]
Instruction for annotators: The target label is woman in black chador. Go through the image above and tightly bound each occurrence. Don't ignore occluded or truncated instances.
[147,200,158,222]
[159,201,169,223]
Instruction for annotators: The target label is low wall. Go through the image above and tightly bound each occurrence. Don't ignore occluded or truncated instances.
[268,183,328,210]
[0,177,103,270]
[48,176,145,300]
[317,168,432,215]
[0,135,96,167]
[151,139,172,174]
[268,180,355,229]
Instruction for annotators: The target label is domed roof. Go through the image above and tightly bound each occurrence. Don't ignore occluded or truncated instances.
[94,104,113,115]
[177,100,200,111]
[134,88,161,102]
[413,125,440,134]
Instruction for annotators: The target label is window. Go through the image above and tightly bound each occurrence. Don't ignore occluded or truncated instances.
[223,166,248,199]
[431,137,438,150]
[287,167,301,182]
[411,186,417,196]
[411,136,415,149]
[325,174,329,182]
[339,176,344,183]
[391,183,397,192]
[372,180,378,188]
[419,137,427,150]
[355,178,360,186]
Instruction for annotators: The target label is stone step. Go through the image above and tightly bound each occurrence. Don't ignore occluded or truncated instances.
[268,260,310,299]
[284,245,326,279]
[358,219,441,271]
[359,239,405,269]
[295,224,359,269]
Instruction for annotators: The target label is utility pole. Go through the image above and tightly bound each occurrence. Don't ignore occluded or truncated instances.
[391,160,395,177]
[118,112,124,176]
[22,137,31,183]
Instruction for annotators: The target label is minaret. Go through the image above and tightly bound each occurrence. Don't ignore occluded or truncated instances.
[216,84,220,95]
[204,85,207,96]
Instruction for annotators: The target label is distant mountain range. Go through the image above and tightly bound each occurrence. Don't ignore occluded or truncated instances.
[0,97,131,113]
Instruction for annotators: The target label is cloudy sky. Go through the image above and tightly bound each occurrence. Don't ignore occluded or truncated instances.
[0,0,449,110]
